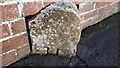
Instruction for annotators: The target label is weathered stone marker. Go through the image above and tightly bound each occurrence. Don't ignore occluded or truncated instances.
[29,1,83,57]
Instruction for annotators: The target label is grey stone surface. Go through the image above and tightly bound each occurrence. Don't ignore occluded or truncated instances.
[29,1,82,57]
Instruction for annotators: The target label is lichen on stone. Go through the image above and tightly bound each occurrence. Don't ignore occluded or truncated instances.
[29,1,83,57]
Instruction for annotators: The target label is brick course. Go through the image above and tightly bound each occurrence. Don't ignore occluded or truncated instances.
[2,33,29,53]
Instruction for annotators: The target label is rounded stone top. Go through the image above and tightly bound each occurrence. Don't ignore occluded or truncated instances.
[52,1,78,11]
[29,1,82,57]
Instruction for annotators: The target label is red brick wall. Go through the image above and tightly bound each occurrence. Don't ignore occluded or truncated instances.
[0,0,119,67]
[78,2,119,28]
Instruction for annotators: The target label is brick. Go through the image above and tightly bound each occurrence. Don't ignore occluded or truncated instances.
[101,13,107,20]
[23,2,43,16]
[82,19,90,29]
[44,2,53,7]
[95,2,107,8]
[118,1,120,11]
[0,28,2,39]
[0,0,3,2]
[16,44,30,58]
[101,10,112,20]
[11,19,26,35]
[106,2,112,5]
[1,51,17,66]
[0,24,10,39]
[109,3,118,11]
[107,9,113,16]
[84,9,99,20]
[89,15,101,26]
[106,7,118,19]
[79,3,94,13]
[2,33,29,53]
[102,5,118,19]
[0,42,1,46]
[0,43,2,55]
[0,6,2,22]
[1,4,19,21]
[99,5,109,14]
